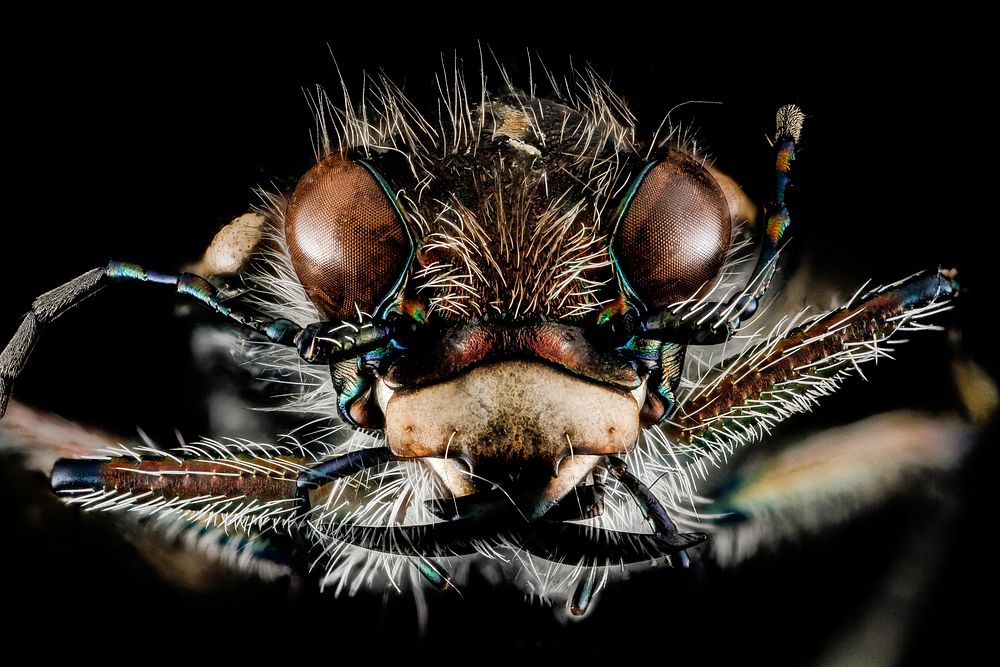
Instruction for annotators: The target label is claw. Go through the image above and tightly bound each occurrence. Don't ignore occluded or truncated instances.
[605,455,704,560]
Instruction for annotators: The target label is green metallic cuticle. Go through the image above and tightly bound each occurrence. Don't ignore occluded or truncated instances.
[622,337,662,361]
[608,160,659,310]
[338,373,370,420]
[356,159,416,319]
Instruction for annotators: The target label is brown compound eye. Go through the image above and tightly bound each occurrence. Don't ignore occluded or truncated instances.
[285,155,412,320]
[612,148,732,310]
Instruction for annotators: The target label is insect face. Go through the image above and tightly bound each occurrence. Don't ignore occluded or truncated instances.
[279,96,742,521]
[0,64,963,616]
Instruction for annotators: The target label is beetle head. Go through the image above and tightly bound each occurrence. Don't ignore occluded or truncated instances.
[279,91,740,521]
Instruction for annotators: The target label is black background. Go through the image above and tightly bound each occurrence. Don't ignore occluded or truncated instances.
[1,10,993,663]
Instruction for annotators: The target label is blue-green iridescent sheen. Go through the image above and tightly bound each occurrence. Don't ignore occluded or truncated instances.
[776,171,791,205]
[621,336,661,362]
[357,160,416,319]
[335,344,397,426]
[570,564,599,615]
[336,365,370,423]
[414,557,451,590]
[106,260,176,285]
[608,160,659,311]
[656,343,684,415]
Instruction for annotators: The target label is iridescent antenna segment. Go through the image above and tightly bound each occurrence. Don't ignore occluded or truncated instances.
[0,257,416,422]
[0,260,305,418]
[635,105,806,346]
[744,104,806,305]
[106,261,303,345]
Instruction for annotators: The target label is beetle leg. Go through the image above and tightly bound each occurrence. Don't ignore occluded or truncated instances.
[705,409,977,564]
[570,559,607,616]
[605,455,705,564]
[305,517,701,563]
[295,447,397,506]
[0,260,303,418]
[50,445,308,535]
[52,441,400,519]
[667,269,959,461]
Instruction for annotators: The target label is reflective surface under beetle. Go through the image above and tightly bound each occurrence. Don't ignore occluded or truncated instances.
[1,54,987,638]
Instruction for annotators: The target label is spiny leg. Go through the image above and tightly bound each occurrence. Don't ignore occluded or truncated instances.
[295,446,397,504]
[52,443,404,527]
[705,409,979,564]
[0,260,303,418]
[47,440,610,574]
[605,455,707,562]
[667,269,959,460]
[52,443,415,569]
[293,447,461,592]
[51,443,309,531]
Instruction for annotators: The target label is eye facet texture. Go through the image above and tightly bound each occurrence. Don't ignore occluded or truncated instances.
[285,156,410,320]
[613,149,732,309]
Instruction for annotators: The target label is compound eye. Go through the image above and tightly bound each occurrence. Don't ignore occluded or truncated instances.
[612,148,732,309]
[285,155,411,320]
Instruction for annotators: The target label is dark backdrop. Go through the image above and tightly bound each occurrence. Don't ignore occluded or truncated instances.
[1,10,993,663]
